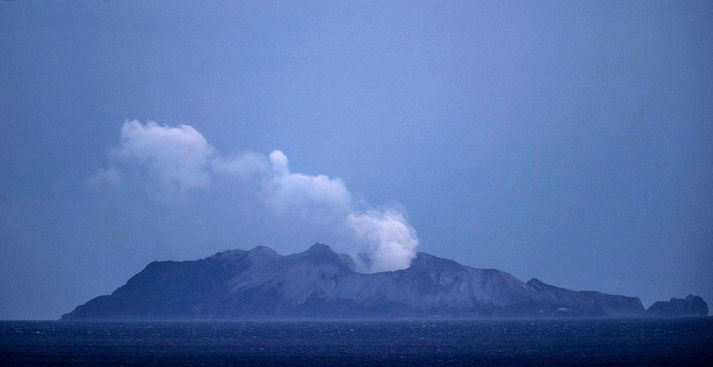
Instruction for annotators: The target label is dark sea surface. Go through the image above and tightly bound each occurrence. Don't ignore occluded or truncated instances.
[0,318,711,366]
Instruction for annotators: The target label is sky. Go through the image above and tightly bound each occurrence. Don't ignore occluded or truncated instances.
[1,1,712,320]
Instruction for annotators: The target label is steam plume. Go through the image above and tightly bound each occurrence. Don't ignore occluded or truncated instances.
[95,120,419,273]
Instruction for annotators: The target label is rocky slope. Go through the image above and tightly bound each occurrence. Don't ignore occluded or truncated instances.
[61,244,706,320]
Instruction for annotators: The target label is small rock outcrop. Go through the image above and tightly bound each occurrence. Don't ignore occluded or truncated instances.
[647,295,709,318]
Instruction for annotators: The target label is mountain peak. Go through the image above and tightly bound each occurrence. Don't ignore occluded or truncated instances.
[526,278,548,287]
[306,243,334,254]
[410,252,462,271]
[211,248,246,257]
[247,245,279,258]
[293,243,344,266]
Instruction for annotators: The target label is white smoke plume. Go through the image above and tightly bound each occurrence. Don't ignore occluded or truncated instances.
[95,120,418,273]
[347,209,419,272]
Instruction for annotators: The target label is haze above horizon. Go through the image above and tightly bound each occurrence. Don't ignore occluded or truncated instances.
[1,1,711,319]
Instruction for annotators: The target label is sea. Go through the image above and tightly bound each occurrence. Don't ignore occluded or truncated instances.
[0,318,711,366]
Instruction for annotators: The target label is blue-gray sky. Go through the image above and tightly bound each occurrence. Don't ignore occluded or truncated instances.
[1,1,711,320]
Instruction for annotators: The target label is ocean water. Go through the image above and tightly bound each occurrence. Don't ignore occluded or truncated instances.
[0,318,711,366]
